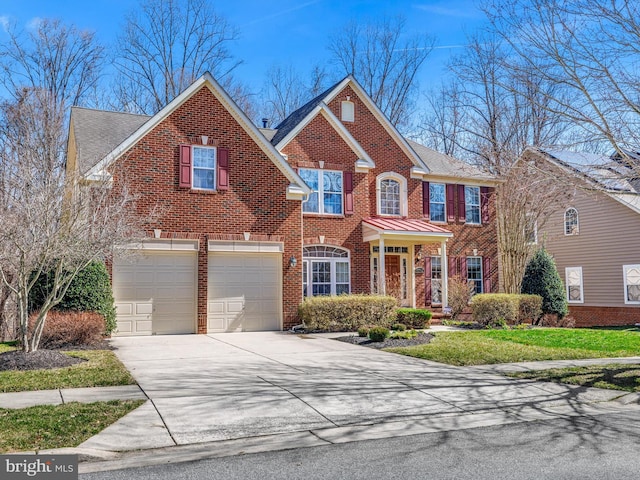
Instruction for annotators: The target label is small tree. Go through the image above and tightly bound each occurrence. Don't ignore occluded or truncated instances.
[521,248,568,319]
[448,275,474,320]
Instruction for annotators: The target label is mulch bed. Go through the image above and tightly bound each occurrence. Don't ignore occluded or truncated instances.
[0,350,86,372]
[334,331,434,349]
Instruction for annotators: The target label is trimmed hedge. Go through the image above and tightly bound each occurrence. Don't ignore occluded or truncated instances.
[298,294,397,332]
[471,293,543,326]
[396,308,432,329]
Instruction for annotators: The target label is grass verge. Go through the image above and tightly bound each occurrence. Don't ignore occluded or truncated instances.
[385,328,640,366]
[508,364,640,392]
[0,400,145,453]
[0,351,136,393]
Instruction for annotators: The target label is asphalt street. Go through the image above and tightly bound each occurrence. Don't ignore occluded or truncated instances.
[79,410,640,480]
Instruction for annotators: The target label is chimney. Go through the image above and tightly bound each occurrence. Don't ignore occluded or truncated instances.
[261,118,269,128]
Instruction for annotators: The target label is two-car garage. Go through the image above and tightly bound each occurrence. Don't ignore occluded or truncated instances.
[112,239,283,336]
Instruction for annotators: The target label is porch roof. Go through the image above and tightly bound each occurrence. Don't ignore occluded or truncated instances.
[362,217,453,242]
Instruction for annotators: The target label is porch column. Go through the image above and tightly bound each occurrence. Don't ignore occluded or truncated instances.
[378,236,386,294]
[440,240,448,307]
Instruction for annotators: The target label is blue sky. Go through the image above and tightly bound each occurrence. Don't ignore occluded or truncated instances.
[0,0,487,94]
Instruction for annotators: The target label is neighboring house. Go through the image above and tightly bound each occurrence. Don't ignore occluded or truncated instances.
[66,73,498,336]
[522,147,640,326]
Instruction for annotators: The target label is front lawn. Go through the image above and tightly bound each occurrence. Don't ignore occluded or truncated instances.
[385,328,640,366]
[0,400,144,453]
[508,364,640,392]
[0,350,136,393]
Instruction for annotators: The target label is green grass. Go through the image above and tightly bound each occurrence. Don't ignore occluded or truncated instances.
[509,364,640,392]
[0,341,17,354]
[0,350,136,393]
[385,328,640,366]
[0,400,144,453]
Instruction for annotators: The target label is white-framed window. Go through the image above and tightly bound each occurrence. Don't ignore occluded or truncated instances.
[465,186,481,224]
[429,183,446,222]
[623,264,640,304]
[467,256,483,294]
[376,173,407,217]
[431,256,442,304]
[341,100,354,122]
[192,146,216,190]
[299,169,343,215]
[303,245,350,297]
[565,267,584,303]
[525,214,538,245]
[565,207,579,235]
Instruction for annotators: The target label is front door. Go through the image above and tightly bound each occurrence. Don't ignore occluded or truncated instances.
[385,255,401,299]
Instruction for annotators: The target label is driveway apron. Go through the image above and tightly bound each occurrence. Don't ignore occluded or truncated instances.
[82,332,624,451]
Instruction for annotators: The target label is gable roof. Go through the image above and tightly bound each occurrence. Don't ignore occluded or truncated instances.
[408,140,497,186]
[527,147,640,215]
[69,107,150,175]
[272,76,430,176]
[78,72,310,200]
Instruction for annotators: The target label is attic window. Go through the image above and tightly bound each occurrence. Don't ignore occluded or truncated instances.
[341,101,354,122]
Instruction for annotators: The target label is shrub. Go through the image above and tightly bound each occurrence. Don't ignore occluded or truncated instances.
[518,294,543,323]
[357,326,370,337]
[391,323,407,331]
[396,308,432,329]
[390,329,419,340]
[368,326,390,342]
[448,275,474,319]
[298,294,397,332]
[29,261,117,336]
[521,248,568,319]
[471,294,519,326]
[538,314,576,328]
[29,310,106,349]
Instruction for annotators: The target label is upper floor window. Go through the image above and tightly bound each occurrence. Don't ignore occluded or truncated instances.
[341,101,354,122]
[623,264,640,304]
[179,144,229,191]
[300,168,343,215]
[429,183,446,222]
[565,207,579,235]
[192,146,216,190]
[465,186,481,224]
[377,173,407,217]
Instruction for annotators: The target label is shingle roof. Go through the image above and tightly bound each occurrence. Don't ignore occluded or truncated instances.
[70,107,150,174]
[407,140,495,181]
[270,78,346,146]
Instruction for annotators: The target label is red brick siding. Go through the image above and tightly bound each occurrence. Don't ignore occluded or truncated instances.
[569,305,640,327]
[109,85,303,330]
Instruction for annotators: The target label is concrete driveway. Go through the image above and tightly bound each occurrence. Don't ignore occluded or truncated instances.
[79,332,628,453]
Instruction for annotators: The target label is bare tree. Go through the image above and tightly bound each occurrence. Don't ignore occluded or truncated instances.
[114,0,241,114]
[328,15,435,129]
[0,90,143,352]
[483,0,640,171]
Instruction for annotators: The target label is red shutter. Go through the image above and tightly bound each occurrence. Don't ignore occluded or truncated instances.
[481,187,491,224]
[424,256,432,305]
[457,185,466,223]
[448,256,458,277]
[422,181,430,218]
[179,144,192,188]
[344,171,354,214]
[483,256,492,293]
[217,148,229,190]
[446,184,456,222]
[460,257,467,280]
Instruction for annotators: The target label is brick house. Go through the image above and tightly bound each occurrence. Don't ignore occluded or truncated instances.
[66,73,498,335]
[521,147,640,326]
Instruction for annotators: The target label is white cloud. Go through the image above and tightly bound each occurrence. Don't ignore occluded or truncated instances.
[243,0,321,27]
[414,3,479,18]
[0,15,10,32]
[26,16,42,31]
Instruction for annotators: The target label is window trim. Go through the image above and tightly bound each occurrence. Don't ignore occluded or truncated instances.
[565,266,584,304]
[525,214,538,245]
[341,100,355,122]
[303,245,351,297]
[376,172,407,217]
[300,168,344,215]
[464,186,481,225]
[623,264,640,305]
[564,207,579,235]
[429,183,446,223]
[467,256,483,295]
[192,145,217,191]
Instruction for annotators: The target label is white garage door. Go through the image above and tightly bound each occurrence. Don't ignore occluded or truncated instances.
[208,253,282,332]
[113,252,197,335]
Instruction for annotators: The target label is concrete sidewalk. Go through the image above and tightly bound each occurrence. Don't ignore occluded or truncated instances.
[0,385,146,409]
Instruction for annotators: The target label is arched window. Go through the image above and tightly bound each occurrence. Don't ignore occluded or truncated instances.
[302,246,350,297]
[564,207,579,235]
[376,173,407,217]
